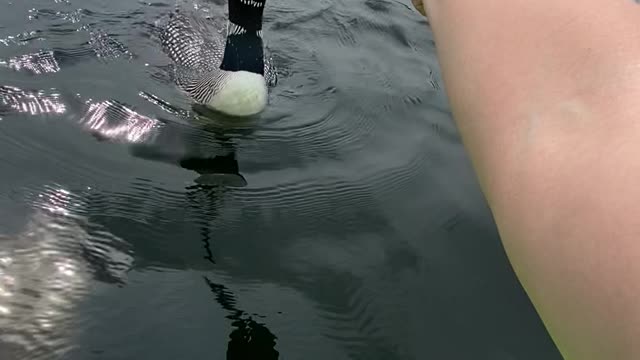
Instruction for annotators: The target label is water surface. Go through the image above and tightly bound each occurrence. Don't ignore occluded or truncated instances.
[0,0,562,359]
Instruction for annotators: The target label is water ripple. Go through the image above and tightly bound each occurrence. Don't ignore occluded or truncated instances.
[0,31,44,47]
[85,27,133,61]
[85,177,186,228]
[0,50,60,74]
[0,85,66,117]
[14,2,136,66]
[79,99,163,143]
[0,185,133,359]
[313,275,400,359]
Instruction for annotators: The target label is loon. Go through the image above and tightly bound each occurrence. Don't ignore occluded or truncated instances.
[160,0,277,117]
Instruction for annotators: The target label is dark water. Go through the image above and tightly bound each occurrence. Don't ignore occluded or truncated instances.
[0,0,562,359]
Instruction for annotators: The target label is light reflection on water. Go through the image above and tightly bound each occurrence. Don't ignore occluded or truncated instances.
[0,51,60,75]
[81,99,162,143]
[0,86,66,117]
[0,186,133,359]
[0,84,164,145]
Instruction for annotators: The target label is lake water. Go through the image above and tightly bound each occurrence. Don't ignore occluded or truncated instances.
[0,0,563,359]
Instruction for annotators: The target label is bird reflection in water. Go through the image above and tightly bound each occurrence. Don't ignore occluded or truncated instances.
[205,277,279,360]
[82,96,279,358]
[83,95,251,187]
[131,125,249,187]
[180,151,247,188]
[184,180,279,359]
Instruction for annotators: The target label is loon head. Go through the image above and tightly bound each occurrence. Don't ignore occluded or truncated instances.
[209,0,268,117]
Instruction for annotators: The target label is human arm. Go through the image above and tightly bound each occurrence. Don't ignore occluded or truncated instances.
[414,1,640,358]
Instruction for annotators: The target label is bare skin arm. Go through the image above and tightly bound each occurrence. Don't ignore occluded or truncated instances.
[413,1,640,359]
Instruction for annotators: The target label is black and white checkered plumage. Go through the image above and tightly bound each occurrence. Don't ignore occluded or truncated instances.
[160,0,276,115]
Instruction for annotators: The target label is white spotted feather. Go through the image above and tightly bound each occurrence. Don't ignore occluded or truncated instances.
[159,4,276,117]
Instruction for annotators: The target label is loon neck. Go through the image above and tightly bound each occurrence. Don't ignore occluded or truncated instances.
[219,0,266,75]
